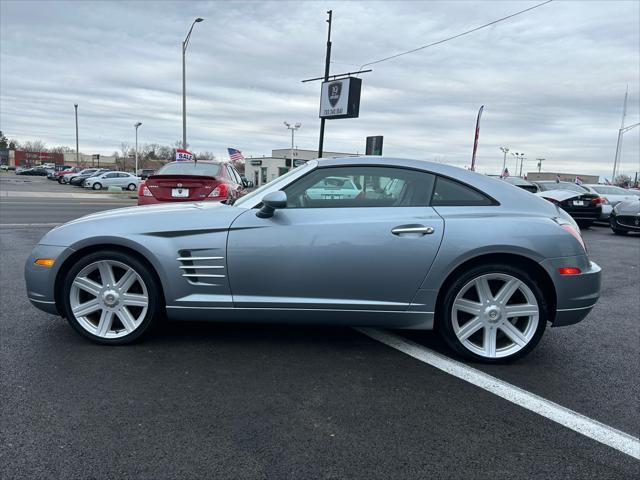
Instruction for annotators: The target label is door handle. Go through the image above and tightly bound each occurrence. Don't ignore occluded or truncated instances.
[391,225,434,235]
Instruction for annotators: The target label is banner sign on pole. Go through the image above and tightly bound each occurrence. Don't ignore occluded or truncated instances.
[319,77,362,119]
[176,149,193,162]
[470,105,484,172]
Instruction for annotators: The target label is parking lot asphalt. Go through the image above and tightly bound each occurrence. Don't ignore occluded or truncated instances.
[1,180,638,479]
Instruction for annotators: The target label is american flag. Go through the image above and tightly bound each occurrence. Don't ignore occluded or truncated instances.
[501,167,509,178]
[227,148,245,163]
[574,176,583,185]
[556,174,561,183]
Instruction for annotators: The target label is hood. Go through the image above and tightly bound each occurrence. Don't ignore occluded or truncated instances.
[614,199,640,216]
[39,201,243,247]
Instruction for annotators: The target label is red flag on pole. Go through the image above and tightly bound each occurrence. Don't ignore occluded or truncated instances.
[470,105,484,172]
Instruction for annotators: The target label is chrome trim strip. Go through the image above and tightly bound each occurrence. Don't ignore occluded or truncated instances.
[179,265,225,270]
[177,256,224,261]
[167,305,434,313]
[28,298,56,305]
[557,304,597,312]
[181,273,226,278]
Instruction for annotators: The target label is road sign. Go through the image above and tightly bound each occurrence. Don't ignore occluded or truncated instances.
[366,136,383,156]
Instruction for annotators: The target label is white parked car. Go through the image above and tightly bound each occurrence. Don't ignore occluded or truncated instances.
[306,176,362,200]
[582,184,638,220]
[83,171,140,191]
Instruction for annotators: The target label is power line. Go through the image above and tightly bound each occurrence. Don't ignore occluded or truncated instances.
[357,0,554,70]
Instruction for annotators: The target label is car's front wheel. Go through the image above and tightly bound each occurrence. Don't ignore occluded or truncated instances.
[61,250,161,344]
[438,264,548,363]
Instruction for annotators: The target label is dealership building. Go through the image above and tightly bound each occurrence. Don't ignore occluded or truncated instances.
[0,149,116,167]
[526,172,599,184]
[244,148,356,186]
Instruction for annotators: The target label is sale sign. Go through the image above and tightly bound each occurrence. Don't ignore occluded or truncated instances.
[175,149,193,161]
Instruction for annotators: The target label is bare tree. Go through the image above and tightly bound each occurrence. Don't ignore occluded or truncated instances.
[21,140,47,152]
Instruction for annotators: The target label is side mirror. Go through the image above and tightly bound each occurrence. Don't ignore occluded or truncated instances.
[256,191,287,218]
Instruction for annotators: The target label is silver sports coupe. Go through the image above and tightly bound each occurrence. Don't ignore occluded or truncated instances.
[25,157,601,362]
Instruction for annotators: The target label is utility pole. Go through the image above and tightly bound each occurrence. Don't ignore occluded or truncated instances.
[182,18,204,150]
[284,122,301,171]
[135,122,142,175]
[499,146,509,173]
[536,157,545,173]
[317,10,332,158]
[74,103,79,166]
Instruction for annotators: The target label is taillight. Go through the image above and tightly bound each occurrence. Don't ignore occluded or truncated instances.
[558,267,581,275]
[591,196,608,205]
[138,181,152,197]
[208,183,228,198]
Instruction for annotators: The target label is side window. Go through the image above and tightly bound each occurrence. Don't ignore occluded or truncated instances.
[283,166,435,208]
[230,166,243,185]
[105,173,118,178]
[431,176,493,206]
[118,172,129,178]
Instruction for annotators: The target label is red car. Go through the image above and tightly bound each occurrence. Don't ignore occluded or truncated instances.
[138,161,246,205]
[55,167,82,183]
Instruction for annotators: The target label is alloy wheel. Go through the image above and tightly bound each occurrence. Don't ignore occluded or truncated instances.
[69,260,149,339]
[451,273,539,359]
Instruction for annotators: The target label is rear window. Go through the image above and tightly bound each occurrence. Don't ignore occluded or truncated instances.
[157,162,221,176]
[537,182,587,193]
[431,176,494,206]
[592,186,628,195]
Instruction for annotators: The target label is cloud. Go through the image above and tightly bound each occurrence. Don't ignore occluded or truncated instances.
[1,0,638,179]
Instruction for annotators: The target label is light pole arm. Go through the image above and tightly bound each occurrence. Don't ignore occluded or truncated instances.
[183,20,198,52]
[621,122,640,134]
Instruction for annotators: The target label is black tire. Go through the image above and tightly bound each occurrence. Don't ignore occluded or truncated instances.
[92,182,102,190]
[61,250,162,345]
[438,263,548,364]
[127,183,136,191]
[577,220,594,229]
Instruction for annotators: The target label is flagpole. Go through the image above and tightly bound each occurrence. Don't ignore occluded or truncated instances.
[317,10,332,158]
[470,105,484,171]
[612,85,628,181]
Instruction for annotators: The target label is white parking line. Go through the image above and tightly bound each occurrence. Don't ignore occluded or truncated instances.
[356,327,640,460]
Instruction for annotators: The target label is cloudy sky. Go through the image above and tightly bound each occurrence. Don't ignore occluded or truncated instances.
[1,0,638,178]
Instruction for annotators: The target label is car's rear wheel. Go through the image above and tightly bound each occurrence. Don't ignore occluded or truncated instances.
[61,250,160,344]
[127,183,136,191]
[92,182,102,190]
[438,264,548,363]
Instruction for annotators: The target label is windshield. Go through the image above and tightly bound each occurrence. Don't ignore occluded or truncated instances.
[591,186,629,195]
[234,164,310,207]
[537,182,587,193]
[156,162,221,176]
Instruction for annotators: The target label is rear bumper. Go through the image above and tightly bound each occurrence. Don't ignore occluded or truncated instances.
[541,258,601,327]
[138,196,224,205]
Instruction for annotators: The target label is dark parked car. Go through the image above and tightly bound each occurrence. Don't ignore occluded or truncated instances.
[137,169,156,180]
[609,199,640,235]
[69,168,111,186]
[534,181,602,228]
[502,177,539,193]
[18,167,49,176]
[138,161,245,205]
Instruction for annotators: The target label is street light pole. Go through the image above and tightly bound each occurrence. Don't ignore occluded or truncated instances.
[284,122,302,171]
[74,103,79,167]
[499,146,509,173]
[536,157,545,173]
[134,122,142,174]
[182,17,204,150]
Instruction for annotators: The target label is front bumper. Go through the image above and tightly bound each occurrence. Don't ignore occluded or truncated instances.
[24,244,74,316]
[540,256,601,327]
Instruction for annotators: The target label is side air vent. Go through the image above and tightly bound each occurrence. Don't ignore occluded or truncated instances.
[177,250,226,286]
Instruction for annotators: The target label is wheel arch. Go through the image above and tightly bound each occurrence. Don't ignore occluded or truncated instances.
[433,252,557,329]
[54,243,166,315]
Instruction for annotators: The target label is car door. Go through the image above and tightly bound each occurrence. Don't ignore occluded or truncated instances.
[227,165,444,311]
[101,172,118,186]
